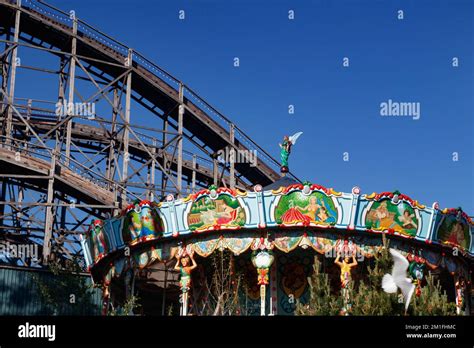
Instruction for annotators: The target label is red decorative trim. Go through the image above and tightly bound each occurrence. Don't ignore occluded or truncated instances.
[309,184,331,195]
[120,199,154,216]
[370,191,417,206]
[194,188,210,198]
[217,187,237,195]
[282,184,304,193]
[281,183,332,195]
[191,187,239,201]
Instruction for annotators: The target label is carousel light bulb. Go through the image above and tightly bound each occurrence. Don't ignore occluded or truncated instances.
[392,194,400,204]
[302,185,311,195]
[252,251,274,269]
[210,189,218,199]
[352,186,361,195]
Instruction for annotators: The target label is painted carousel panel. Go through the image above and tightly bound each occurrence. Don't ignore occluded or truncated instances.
[365,199,419,237]
[275,191,338,226]
[187,193,246,232]
[86,220,111,263]
[436,213,471,251]
[122,201,164,245]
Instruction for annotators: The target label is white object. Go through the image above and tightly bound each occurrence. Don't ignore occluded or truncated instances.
[253,251,274,269]
[302,185,311,195]
[382,248,415,312]
[289,131,303,145]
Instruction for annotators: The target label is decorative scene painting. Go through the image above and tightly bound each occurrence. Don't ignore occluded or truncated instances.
[187,194,246,231]
[87,219,110,262]
[365,199,419,237]
[275,191,338,226]
[122,202,164,244]
[437,214,471,250]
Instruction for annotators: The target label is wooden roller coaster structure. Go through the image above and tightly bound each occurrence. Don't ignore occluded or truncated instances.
[0,0,298,266]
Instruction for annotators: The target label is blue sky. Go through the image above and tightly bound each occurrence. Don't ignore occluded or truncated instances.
[48,0,473,212]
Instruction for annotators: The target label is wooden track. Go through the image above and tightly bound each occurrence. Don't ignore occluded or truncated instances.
[0,147,115,206]
[12,117,239,190]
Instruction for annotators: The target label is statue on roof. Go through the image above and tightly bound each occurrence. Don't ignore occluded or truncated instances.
[279,132,303,175]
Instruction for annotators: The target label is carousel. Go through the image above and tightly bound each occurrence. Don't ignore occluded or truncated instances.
[81,135,474,316]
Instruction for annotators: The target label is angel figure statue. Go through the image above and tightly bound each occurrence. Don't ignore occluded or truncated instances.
[279,132,303,175]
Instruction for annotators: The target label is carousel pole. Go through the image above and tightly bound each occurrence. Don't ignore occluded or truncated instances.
[259,283,266,316]
[252,250,274,316]
[182,292,188,316]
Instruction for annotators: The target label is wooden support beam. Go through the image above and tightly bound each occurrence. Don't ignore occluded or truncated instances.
[192,154,196,193]
[149,138,156,201]
[0,32,10,117]
[213,157,218,186]
[106,87,118,184]
[0,179,7,227]
[161,115,168,192]
[65,17,77,165]
[177,83,184,196]
[42,153,56,264]
[121,49,132,206]
[4,0,21,145]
